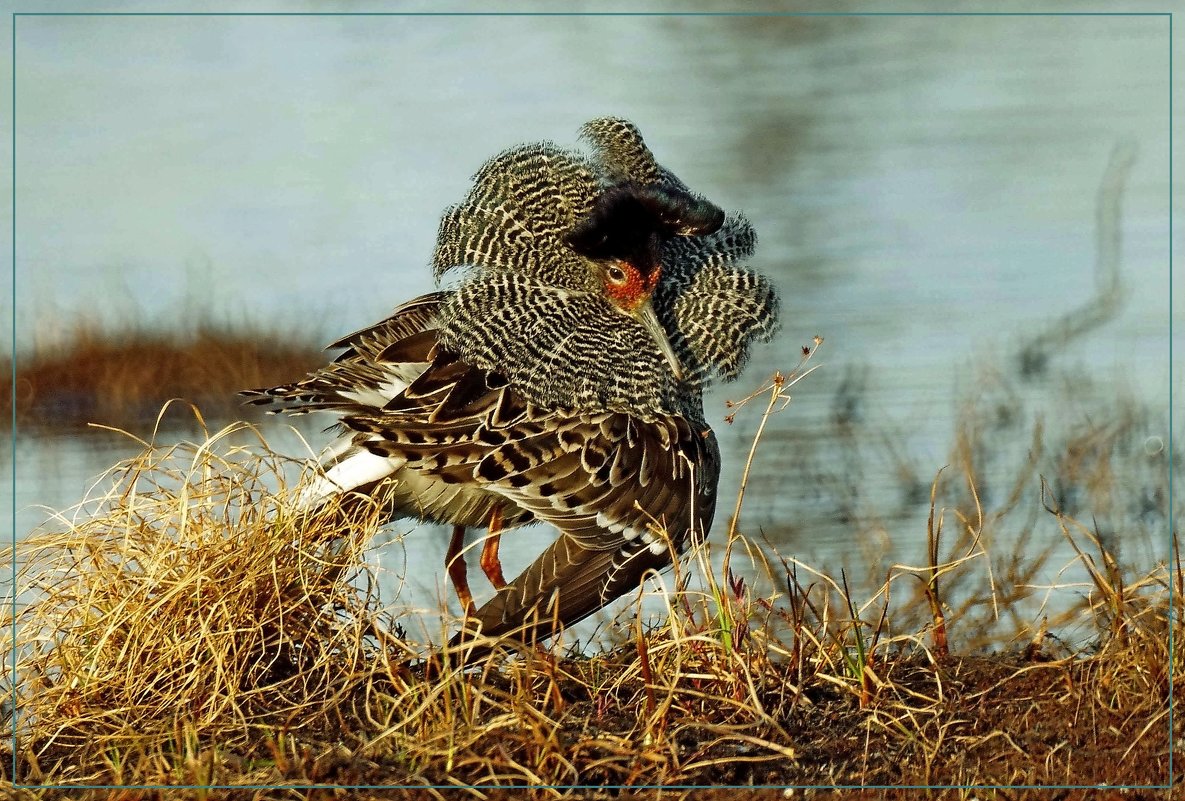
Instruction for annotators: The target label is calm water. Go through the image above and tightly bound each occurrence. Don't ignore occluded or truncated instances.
[6,12,1176,636]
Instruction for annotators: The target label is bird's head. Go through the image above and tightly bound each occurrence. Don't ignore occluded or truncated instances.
[564,184,725,382]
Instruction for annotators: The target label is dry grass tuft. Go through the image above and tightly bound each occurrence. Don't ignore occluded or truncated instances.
[3,415,410,788]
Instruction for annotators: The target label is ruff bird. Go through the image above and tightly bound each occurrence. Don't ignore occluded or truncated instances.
[244,117,780,650]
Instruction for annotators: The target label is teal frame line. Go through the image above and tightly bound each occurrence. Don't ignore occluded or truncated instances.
[6,7,1175,796]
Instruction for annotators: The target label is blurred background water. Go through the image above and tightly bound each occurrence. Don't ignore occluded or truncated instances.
[3,8,1176,641]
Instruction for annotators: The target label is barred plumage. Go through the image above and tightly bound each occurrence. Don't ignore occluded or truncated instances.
[244,117,780,652]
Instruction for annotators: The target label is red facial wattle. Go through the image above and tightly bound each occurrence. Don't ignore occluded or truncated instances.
[604,262,661,311]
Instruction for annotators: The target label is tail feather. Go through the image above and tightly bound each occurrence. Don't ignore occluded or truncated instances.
[294,444,405,511]
[449,532,670,654]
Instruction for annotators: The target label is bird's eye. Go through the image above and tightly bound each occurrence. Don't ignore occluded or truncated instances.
[607,265,627,283]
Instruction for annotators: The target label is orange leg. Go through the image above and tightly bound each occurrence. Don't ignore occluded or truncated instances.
[446,524,475,616]
[479,508,507,590]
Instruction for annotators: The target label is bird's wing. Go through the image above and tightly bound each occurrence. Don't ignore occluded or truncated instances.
[345,352,721,642]
[240,292,448,507]
[240,291,447,415]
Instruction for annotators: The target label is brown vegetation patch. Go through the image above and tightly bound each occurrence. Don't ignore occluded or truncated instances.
[3,325,322,429]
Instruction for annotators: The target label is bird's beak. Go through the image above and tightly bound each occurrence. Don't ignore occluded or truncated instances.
[635,299,685,381]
